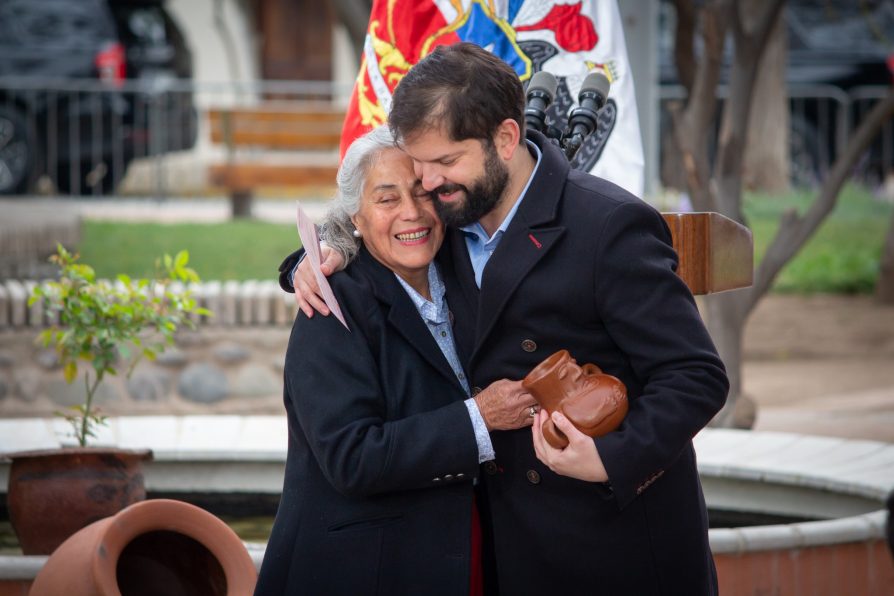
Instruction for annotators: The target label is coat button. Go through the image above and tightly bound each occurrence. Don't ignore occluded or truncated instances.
[432,477,441,482]
[444,474,454,481]
[521,339,537,352]
[484,461,498,475]
[471,386,482,396]
[526,469,541,484]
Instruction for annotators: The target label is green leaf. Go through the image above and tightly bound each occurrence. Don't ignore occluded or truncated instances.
[37,243,208,446]
[37,329,53,347]
[63,361,78,384]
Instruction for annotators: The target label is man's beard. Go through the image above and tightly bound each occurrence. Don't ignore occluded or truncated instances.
[431,143,509,228]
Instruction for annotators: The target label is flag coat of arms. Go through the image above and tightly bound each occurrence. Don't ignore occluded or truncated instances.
[341,0,645,198]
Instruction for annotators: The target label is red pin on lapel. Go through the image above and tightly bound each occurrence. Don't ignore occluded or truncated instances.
[528,233,542,249]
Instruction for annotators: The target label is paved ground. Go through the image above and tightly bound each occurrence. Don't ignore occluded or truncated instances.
[744,293,894,443]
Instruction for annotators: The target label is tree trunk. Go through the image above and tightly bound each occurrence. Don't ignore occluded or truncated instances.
[676,0,784,428]
[877,207,894,303]
[705,289,752,427]
[733,2,789,192]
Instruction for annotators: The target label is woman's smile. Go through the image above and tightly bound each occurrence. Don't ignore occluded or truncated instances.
[395,227,432,244]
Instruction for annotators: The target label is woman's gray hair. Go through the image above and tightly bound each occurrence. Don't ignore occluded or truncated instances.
[321,125,397,264]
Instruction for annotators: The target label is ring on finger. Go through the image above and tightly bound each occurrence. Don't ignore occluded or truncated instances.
[528,406,538,417]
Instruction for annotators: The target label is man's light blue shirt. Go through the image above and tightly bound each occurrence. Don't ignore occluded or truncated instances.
[460,140,542,287]
[395,263,495,463]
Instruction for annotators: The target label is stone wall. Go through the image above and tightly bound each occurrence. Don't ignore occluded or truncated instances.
[0,280,299,419]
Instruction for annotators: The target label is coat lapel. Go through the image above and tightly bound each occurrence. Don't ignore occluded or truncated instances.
[472,132,570,362]
[356,248,467,393]
[444,228,480,312]
[436,236,476,368]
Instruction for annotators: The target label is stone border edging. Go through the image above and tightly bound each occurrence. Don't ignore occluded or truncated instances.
[0,555,47,580]
[0,279,299,329]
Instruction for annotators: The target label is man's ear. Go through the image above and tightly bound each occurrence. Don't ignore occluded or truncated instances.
[493,118,522,160]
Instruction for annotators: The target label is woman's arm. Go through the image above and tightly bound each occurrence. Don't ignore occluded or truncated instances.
[285,284,480,497]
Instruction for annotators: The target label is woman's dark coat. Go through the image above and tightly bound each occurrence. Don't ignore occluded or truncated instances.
[256,248,480,595]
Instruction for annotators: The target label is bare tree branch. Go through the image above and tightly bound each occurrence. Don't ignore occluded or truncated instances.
[744,0,786,57]
[687,1,730,137]
[674,0,732,211]
[749,90,894,308]
[329,0,372,59]
[714,0,785,220]
[671,0,697,94]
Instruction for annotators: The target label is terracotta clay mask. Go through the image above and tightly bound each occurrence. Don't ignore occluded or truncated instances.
[523,349,628,449]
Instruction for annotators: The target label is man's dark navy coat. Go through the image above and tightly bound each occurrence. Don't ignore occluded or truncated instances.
[437,131,728,595]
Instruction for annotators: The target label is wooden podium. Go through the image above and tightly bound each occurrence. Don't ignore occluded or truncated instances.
[661,212,753,295]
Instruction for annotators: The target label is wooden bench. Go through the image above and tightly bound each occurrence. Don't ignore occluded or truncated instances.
[208,107,344,216]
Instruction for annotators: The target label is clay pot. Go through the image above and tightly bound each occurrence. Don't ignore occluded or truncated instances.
[30,498,258,596]
[523,349,628,448]
[5,447,152,555]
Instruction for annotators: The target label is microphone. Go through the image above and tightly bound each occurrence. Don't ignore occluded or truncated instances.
[563,71,611,159]
[524,71,557,134]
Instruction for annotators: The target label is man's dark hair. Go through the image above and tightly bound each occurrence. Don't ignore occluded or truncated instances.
[389,42,526,144]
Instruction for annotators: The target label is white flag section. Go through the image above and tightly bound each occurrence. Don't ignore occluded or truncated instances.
[509,0,645,198]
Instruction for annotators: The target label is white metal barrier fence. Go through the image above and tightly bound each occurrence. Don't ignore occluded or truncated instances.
[0,78,350,198]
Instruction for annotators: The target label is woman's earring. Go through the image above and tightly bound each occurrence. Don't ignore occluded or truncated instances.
[352,228,362,238]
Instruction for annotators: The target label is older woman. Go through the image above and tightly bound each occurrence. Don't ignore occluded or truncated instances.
[255,126,534,595]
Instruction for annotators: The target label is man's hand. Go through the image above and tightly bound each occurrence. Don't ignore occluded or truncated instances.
[532,410,608,482]
[294,246,345,317]
[474,379,539,431]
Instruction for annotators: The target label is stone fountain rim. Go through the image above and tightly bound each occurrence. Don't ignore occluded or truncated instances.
[0,418,891,559]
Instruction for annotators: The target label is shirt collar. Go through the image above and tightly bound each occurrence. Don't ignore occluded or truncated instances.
[394,262,449,325]
[459,139,542,245]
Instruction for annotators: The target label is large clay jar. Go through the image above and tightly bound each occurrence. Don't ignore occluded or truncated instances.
[523,349,628,449]
[30,498,258,596]
[5,447,152,555]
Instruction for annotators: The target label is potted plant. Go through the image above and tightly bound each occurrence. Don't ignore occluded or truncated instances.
[4,245,209,555]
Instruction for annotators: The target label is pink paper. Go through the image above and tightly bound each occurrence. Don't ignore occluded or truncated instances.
[296,204,349,330]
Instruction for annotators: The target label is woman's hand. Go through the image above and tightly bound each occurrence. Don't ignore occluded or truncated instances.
[294,246,345,317]
[532,409,608,482]
[474,379,539,431]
